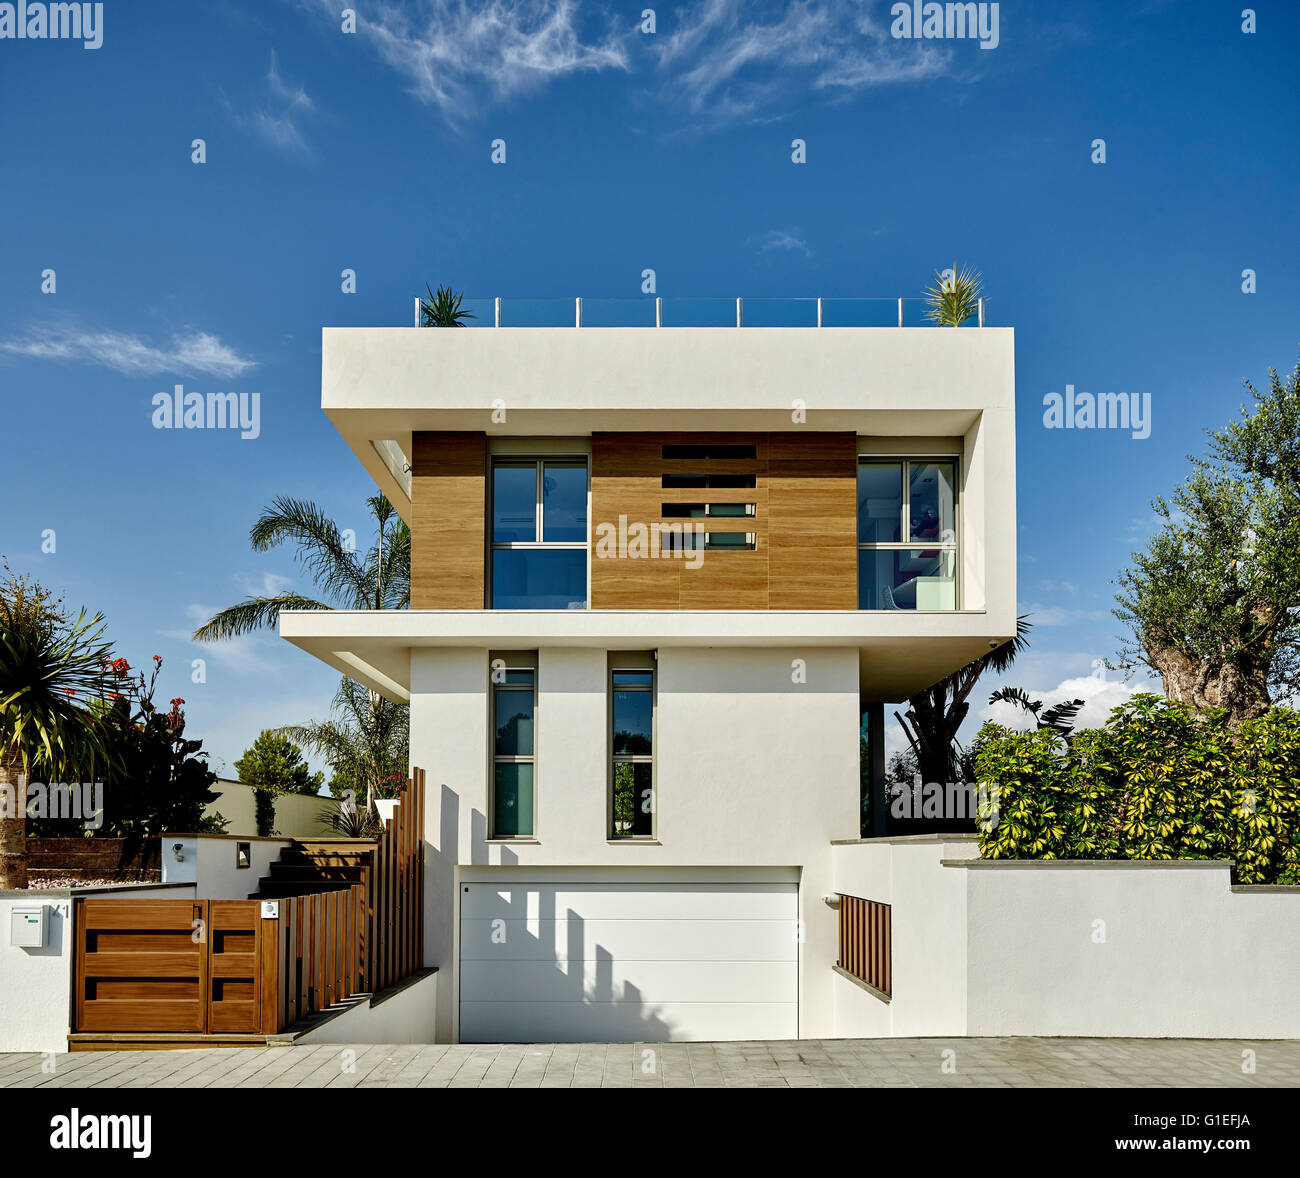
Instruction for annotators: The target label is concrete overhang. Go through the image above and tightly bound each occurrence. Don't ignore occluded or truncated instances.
[321,326,1014,522]
[279,608,1015,704]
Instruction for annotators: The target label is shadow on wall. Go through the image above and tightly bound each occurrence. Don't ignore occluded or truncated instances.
[436,783,674,1044]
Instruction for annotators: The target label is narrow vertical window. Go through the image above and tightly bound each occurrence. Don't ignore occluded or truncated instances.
[492,663,535,838]
[610,664,654,838]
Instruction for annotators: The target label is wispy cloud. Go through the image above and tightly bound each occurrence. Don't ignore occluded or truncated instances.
[163,603,277,675]
[225,50,315,153]
[323,0,628,128]
[308,1,948,132]
[233,571,296,598]
[0,324,257,378]
[1018,601,1111,627]
[649,0,954,127]
[753,227,810,256]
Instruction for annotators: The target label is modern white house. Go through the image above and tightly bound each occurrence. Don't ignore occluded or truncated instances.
[279,301,1019,1043]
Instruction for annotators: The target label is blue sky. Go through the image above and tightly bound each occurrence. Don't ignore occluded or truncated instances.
[1,0,1297,774]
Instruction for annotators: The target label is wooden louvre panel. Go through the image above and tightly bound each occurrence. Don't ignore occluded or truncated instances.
[411,431,486,608]
[591,431,857,610]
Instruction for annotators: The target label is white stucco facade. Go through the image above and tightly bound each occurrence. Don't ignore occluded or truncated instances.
[278,321,1018,1042]
[410,645,858,1041]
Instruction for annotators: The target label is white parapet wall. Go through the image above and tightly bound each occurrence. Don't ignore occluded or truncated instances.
[161,834,293,898]
[831,837,1300,1040]
[0,883,197,1055]
[290,970,439,1045]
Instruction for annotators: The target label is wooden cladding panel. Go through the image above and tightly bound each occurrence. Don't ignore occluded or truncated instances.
[837,894,892,997]
[411,431,486,609]
[591,431,857,610]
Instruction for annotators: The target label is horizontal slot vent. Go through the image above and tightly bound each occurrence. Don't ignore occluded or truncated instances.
[660,532,757,552]
[662,473,757,490]
[662,444,757,460]
[661,502,756,518]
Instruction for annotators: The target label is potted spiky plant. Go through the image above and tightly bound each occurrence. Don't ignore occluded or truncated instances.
[419,285,476,327]
[923,263,983,326]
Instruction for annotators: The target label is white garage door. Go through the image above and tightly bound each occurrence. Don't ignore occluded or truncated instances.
[459,879,799,1043]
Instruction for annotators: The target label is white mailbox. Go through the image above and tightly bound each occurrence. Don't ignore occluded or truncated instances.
[11,905,49,948]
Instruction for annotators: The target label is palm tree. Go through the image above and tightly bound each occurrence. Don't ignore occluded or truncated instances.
[419,285,475,327]
[894,615,1031,785]
[281,676,409,819]
[988,686,1086,741]
[0,565,115,888]
[193,493,409,640]
[923,263,983,327]
[193,494,410,814]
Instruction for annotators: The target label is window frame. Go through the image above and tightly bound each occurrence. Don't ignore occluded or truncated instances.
[489,654,538,840]
[487,455,590,609]
[608,654,656,841]
[856,456,960,610]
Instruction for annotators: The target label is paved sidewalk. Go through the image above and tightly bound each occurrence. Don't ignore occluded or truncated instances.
[2,1038,1297,1088]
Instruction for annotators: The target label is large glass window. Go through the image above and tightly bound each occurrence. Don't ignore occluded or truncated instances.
[490,458,588,608]
[857,458,957,610]
[492,663,535,838]
[611,664,654,838]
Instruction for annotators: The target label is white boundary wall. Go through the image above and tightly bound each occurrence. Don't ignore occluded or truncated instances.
[832,837,1300,1039]
[0,883,197,1054]
[205,780,340,838]
[161,835,292,898]
[291,970,439,1045]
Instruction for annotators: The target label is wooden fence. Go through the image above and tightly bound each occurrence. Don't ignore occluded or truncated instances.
[370,766,426,993]
[73,769,426,1037]
[836,893,892,998]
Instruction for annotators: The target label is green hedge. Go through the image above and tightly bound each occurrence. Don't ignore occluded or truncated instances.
[974,694,1300,884]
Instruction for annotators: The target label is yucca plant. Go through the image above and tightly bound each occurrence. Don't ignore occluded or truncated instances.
[419,284,475,327]
[0,564,116,888]
[923,263,983,326]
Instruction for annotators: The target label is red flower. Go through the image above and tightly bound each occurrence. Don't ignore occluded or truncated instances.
[152,655,162,662]
[64,688,76,695]
[170,698,185,707]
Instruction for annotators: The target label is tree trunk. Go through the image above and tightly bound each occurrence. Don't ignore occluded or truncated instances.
[0,752,28,890]
[1148,645,1271,725]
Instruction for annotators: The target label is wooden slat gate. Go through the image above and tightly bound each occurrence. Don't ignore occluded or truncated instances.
[74,898,279,1034]
[73,768,428,1038]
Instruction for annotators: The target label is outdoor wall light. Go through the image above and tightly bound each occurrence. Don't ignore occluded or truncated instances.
[171,843,184,863]
[235,842,251,870]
